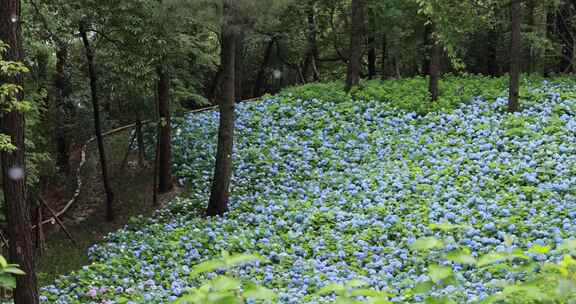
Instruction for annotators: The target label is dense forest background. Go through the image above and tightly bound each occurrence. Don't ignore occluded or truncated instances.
[0,0,575,303]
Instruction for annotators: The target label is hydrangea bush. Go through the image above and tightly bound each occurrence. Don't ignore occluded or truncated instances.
[42,77,576,303]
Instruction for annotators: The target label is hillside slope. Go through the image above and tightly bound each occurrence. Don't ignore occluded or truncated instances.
[43,79,576,303]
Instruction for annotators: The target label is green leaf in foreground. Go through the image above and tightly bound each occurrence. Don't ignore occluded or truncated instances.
[410,237,444,251]
[428,265,453,283]
[445,250,477,265]
[244,283,276,300]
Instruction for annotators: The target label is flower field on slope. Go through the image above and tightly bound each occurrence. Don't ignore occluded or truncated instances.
[42,79,576,303]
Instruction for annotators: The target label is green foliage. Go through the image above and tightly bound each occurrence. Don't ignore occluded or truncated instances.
[0,39,50,184]
[175,237,576,304]
[401,237,576,304]
[175,252,275,304]
[0,255,25,290]
[0,41,30,153]
[414,0,493,69]
[280,82,348,104]
[280,75,509,115]
[410,237,445,251]
[0,134,16,153]
[0,43,30,111]
[317,280,393,304]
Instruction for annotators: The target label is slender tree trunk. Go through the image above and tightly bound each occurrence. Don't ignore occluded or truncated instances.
[345,0,365,92]
[486,28,499,76]
[571,1,576,73]
[208,65,223,102]
[79,24,114,221]
[234,33,244,101]
[301,53,312,82]
[55,44,70,174]
[0,1,39,303]
[253,37,276,97]
[381,33,387,77]
[422,22,432,75]
[34,52,50,116]
[151,79,160,206]
[152,124,160,206]
[135,118,146,167]
[556,1,576,73]
[508,0,522,113]
[532,3,549,74]
[305,0,320,82]
[207,5,236,216]
[428,24,442,102]
[157,66,173,194]
[367,12,376,79]
[545,5,556,76]
[526,0,536,74]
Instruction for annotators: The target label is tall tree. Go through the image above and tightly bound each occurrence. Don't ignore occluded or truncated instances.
[29,0,72,174]
[428,23,442,102]
[79,23,115,221]
[207,0,237,216]
[0,0,39,302]
[135,117,146,167]
[415,0,495,101]
[422,22,433,75]
[157,66,173,194]
[253,36,276,97]
[526,0,536,74]
[485,27,499,76]
[54,45,70,173]
[555,0,576,73]
[508,0,522,113]
[367,11,377,79]
[345,0,365,92]
[381,33,387,77]
[303,0,320,82]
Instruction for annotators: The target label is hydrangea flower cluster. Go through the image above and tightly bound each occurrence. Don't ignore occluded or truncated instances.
[42,80,576,303]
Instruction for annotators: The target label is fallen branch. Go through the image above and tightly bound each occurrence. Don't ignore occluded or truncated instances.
[32,144,86,229]
[38,196,78,247]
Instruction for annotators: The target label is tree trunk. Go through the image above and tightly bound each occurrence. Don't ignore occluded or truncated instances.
[234,32,243,101]
[422,22,433,75]
[532,2,549,74]
[55,44,70,174]
[428,24,442,102]
[304,0,320,82]
[367,12,377,79]
[545,5,556,76]
[208,64,223,102]
[486,28,499,76]
[253,37,276,97]
[135,118,146,167]
[345,0,365,92]
[556,1,576,73]
[0,1,39,303]
[157,66,173,194]
[526,0,536,74]
[207,4,236,217]
[79,23,114,221]
[508,0,522,113]
[381,33,387,77]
